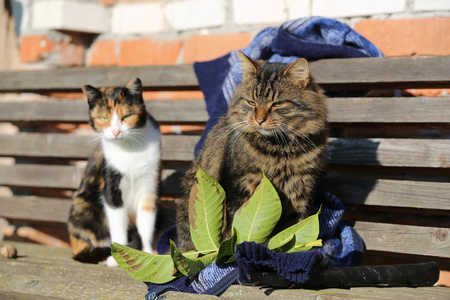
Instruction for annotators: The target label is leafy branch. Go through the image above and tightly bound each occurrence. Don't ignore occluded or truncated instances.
[111,167,322,283]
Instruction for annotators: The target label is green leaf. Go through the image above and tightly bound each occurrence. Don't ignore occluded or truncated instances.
[268,207,321,252]
[217,227,240,264]
[111,243,180,284]
[289,239,323,253]
[170,240,218,279]
[189,166,225,252]
[232,173,281,244]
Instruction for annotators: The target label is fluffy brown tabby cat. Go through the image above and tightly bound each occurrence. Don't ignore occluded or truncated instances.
[176,52,328,252]
[68,78,161,266]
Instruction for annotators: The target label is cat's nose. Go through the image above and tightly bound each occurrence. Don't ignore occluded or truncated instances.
[112,128,122,138]
[256,117,265,125]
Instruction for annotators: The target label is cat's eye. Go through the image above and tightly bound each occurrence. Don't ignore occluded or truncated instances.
[100,117,109,123]
[273,101,285,107]
[122,115,132,121]
[247,99,256,106]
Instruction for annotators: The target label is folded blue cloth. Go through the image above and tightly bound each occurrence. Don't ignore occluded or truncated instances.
[193,16,383,156]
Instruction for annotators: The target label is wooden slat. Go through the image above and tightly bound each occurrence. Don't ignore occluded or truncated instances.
[0,196,71,223]
[321,178,450,211]
[1,97,449,124]
[0,242,147,300]
[0,164,82,189]
[327,97,450,123]
[0,100,208,123]
[2,243,447,300]
[1,133,448,169]
[0,164,186,193]
[327,138,450,168]
[0,133,199,161]
[0,56,449,93]
[1,164,449,212]
[310,55,450,90]
[354,221,450,258]
[0,64,199,93]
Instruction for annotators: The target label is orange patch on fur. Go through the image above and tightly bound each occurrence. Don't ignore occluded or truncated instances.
[141,193,157,212]
[70,235,91,256]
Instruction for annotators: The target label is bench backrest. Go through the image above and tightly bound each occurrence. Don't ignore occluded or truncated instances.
[0,56,449,267]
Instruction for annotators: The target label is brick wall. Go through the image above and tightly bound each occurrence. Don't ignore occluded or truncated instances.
[13,0,450,69]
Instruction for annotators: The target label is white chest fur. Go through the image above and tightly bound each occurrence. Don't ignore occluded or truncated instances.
[102,118,161,213]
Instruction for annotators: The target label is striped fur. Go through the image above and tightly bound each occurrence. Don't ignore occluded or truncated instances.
[177,53,328,252]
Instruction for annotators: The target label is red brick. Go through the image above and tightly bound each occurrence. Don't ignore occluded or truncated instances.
[57,42,85,67]
[119,39,182,66]
[88,40,118,66]
[183,33,253,63]
[19,35,56,63]
[143,91,204,100]
[99,0,118,5]
[354,18,450,57]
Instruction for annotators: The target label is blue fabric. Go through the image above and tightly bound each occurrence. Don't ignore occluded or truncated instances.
[146,192,364,299]
[193,16,383,156]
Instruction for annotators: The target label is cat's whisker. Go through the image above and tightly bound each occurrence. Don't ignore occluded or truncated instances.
[214,122,249,143]
[86,134,103,153]
[279,124,308,153]
[281,123,318,151]
[209,121,248,140]
[230,124,250,157]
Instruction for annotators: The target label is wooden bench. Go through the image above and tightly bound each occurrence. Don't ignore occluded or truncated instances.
[0,55,449,299]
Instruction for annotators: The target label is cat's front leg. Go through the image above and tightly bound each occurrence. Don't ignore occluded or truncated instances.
[136,191,158,254]
[104,204,128,266]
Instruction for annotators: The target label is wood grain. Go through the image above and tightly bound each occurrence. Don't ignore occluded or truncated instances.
[0,56,449,93]
[0,241,448,300]
[322,178,450,210]
[354,221,450,258]
[2,97,449,124]
[1,134,448,168]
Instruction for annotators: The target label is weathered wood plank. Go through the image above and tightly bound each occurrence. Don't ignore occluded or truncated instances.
[310,55,450,90]
[0,100,208,123]
[354,221,450,258]
[0,64,199,93]
[1,173,449,217]
[0,56,449,93]
[322,178,450,211]
[1,133,449,168]
[0,165,186,192]
[1,97,449,124]
[0,196,71,223]
[0,242,448,300]
[327,138,450,168]
[327,97,450,123]
[0,133,199,161]
[0,164,82,189]
[0,242,147,300]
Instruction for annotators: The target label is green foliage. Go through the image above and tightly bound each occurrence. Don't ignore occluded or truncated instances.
[170,240,218,279]
[189,167,225,252]
[111,169,322,284]
[111,243,179,284]
[232,173,281,244]
[268,207,322,253]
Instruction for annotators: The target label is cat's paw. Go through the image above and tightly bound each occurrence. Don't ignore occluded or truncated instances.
[105,255,119,267]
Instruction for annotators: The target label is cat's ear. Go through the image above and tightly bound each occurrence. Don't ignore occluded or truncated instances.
[238,51,258,80]
[81,84,102,106]
[125,78,142,97]
[283,58,310,87]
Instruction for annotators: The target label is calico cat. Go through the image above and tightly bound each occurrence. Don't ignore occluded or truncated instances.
[176,52,328,252]
[68,78,161,266]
